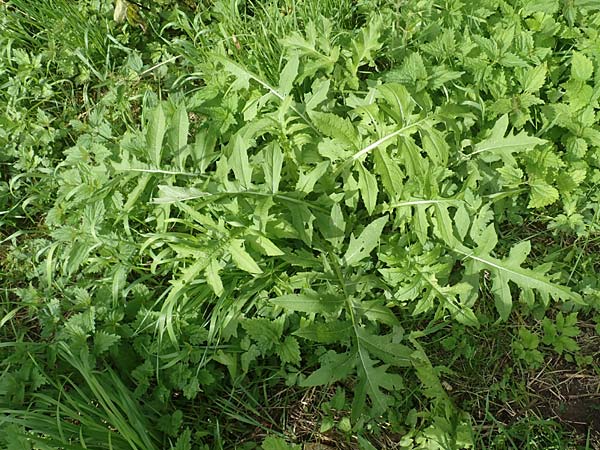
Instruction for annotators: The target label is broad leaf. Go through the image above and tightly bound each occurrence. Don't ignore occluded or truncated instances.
[456,226,582,319]
[470,115,546,164]
[357,161,378,215]
[229,239,262,274]
[343,215,388,266]
[262,143,283,193]
[300,350,356,387]
[270,292,344,314]
[146,103,166,167]
[293,321,353,343]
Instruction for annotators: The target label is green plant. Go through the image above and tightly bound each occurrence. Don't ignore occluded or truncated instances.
[2,0,600,448]
[512,328,544,368]
[542,312,580,356]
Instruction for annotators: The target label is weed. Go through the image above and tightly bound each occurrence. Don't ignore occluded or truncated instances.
[1,0,600,448]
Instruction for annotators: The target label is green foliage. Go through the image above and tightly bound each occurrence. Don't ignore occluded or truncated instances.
[542,312,581,355]
[512,328,544,368]
[1,0,599,448]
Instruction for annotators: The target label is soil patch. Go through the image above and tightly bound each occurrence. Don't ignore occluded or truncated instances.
[531,372,600,433]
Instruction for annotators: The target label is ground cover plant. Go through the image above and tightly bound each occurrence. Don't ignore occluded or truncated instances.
[1,0,600,448]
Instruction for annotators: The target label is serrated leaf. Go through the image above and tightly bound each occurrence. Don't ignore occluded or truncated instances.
[571,52,593,81]
[499,53,528,67]
[356,328,412,367]
[229,239,262,274]
[410,347,448,401]
[522,63,547,93]
[376,83,415,122]
[428,66,464,90]
[352,15,383,66]
[343,215,388,266]
[357,436,378,450]
[353,299,399,326]
[523,0,559,15]
[270,292,344,314]
[114,0,128,23]
[173,429,192,450]
[304,79,330,111]
[309,111,359,149]
[528,181,559,208]
[146,103,166,167]
[93,331,121,354]
[242,318,282,353]
[574,0,600,9]
[277,336,301,365]
[357,161,378,215]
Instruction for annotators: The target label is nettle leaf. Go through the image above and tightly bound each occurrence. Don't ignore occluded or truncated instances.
[242,318,282,353]
[470,114,546,164]
[384,52,427,88]
[428,66,464,90]
[571,52,593,81]
[528,179,559,208]
[93,330,121,355]
[357,161,378,215]
[270,292,344,314]
[456,226,583,320]
[523,0,559,15]
[277,336,301,365]
[522,63,547,93]
[343,215,388,266]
